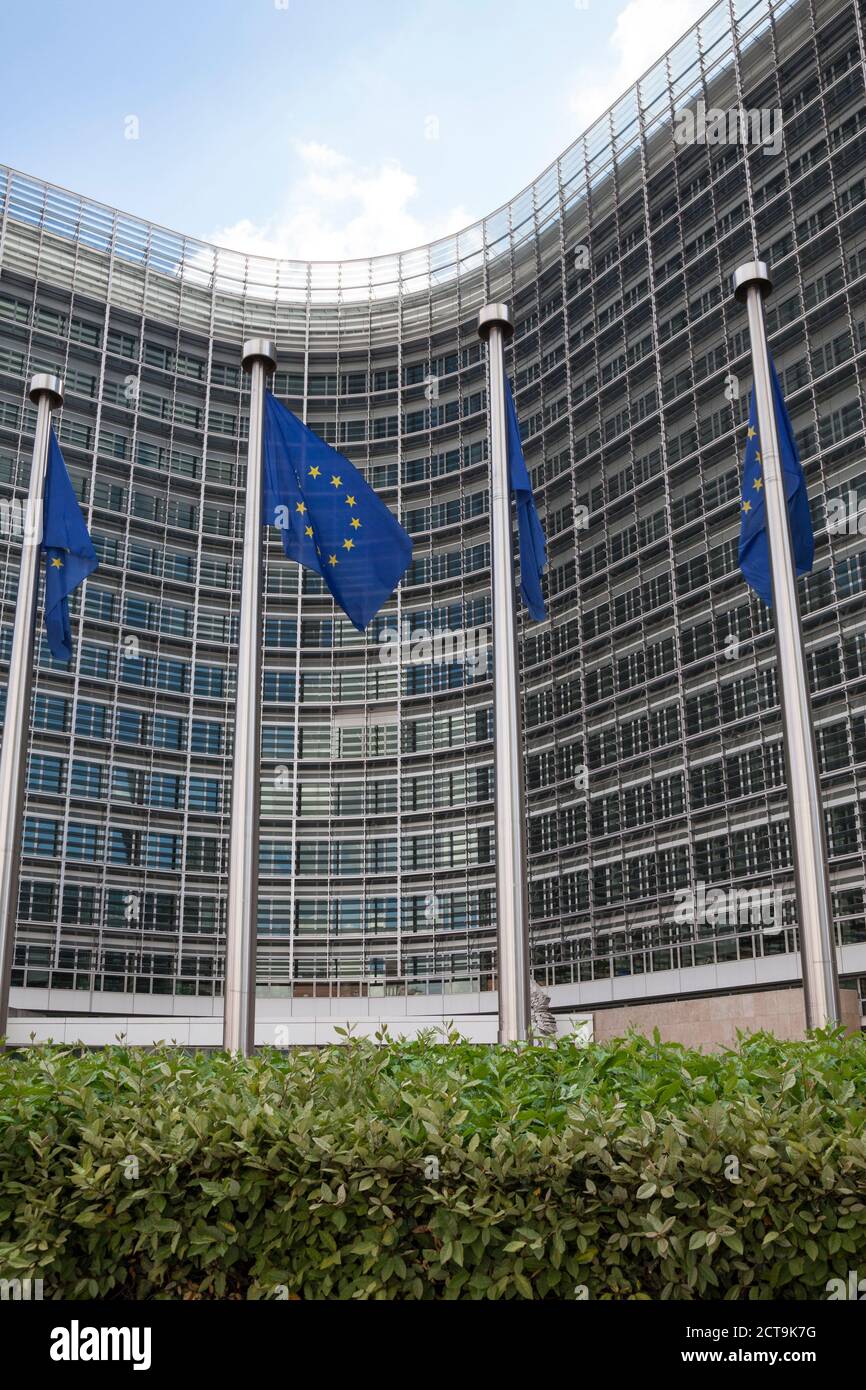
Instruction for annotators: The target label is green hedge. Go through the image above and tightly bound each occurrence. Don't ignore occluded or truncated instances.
[2,1029,865,1299]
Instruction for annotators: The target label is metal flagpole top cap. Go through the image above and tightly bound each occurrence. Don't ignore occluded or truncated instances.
[28,373,64,408]
[241,338,277,373]
[733,260,772,303]
[478,303,514,341]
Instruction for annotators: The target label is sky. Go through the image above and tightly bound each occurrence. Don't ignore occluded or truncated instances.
[0,0,710,261]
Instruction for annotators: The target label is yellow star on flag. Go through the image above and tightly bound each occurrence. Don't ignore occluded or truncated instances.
[747,426,757,440]
[296,501,306,514]
[345,495,356,507]
[328,554,338,566]
[50,556,64,568]
[330,475,342,489]
[753,477,763,491]
[308,466,321,479]
[342,538,355,551]
[350,517,361,530]
[742,500,752,513]
[305,525,313,538]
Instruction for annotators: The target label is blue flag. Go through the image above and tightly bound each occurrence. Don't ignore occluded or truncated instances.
[739,361,813,606]
[41,428,97,660]
[263,392,412,631]
[505,378,547,621]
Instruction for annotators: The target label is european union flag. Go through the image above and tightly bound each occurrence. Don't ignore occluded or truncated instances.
[42,428,97,660]
[739,360,813,606]
[505,378,547,621]
[262,392,412,631]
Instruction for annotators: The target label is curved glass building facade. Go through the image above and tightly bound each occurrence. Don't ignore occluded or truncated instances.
[2,0,866,1020]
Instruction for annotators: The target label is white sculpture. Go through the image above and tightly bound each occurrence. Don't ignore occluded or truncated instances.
[530,978,557,1037]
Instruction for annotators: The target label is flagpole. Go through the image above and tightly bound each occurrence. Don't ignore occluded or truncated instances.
[223,338,276,1055]
[0,373,64,1041]
[733,260,841,1028]
[478,303,531,1043]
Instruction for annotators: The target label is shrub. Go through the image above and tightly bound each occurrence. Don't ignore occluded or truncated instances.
[1,1028,865,1299]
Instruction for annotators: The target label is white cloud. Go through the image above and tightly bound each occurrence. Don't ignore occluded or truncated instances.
[570,0,708,132]
[204,142,473,262]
